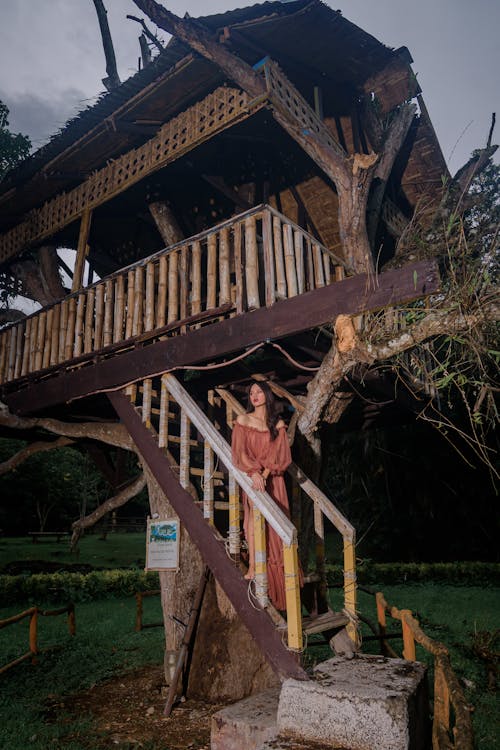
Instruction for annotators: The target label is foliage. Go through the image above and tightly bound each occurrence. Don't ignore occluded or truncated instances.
[0,100,31,181]
[325,561,500,587]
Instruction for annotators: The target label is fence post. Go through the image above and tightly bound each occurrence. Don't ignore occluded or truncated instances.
[401,610,416,661]
[29,608,38,663]
[135,592,143,632]
[68,603,76,636]
[283,541,303,651]
[376,592,388,655]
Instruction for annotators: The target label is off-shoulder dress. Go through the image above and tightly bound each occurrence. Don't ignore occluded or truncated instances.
[231,420,299,611]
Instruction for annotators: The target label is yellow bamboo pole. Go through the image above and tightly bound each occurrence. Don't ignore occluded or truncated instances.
[273,216,287,299]
[29,315,38,372]
[219,227,231,305]
[179,409,190,489]
[402,610,416,661]
[7,326,17,380]
[283,541,303,651]
[228,473,240,559]
[35,311,47,370]
[206,234,217,311]
[343,535,357,643]
[142,378,152,428]
[103,279,114,346]
[50,304,61,366]
[145,262,155,331]
[167,251,179,323]
[191,241,202,317]
[313,242,325,287]
[294,229,305,294]
[72,208,92,292]
[335,265,345,282]
[179,246,188,331]
[74,293,85,357]
[94,283,105,349]
[283,223,298,297]
[21,319,31,376]
[0,331,8,382]
[158,378,169,448]
[125,270,135,339]
[233,222,244,314]
[132,267,144,337]
[157,255,168,328]
[64,299,77,360]
[245,215,260,309]
[84,287,95,353]
[323,251,331,284]
[14,321,25,378]
[253,507,268,607]
[58,300,68,363]
[314,502,325,580]
[203,442,215,525]
[113,275,125,342]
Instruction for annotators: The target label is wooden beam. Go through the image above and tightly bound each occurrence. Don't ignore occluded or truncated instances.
[3,260,439,416]
[71,208,92,293]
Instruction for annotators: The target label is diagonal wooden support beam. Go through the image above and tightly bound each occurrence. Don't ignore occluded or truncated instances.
[3,259,439,416]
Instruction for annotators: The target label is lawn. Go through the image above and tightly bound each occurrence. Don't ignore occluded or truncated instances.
[0,532,147,572]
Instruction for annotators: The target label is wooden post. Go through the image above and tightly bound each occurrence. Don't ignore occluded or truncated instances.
[433,658,450,740]
[50,304,61,366]
[114,275,125,342]
[94,283,105,349]
[335,265,345,282]
[206,234,217,311]
[142,378,153,428]
[28,315,38,372]
[314,503,325,584]
[191,241,201,317]
[203,442,214,525]
[313,243,325,288]
[0,331,8,382]
[67,603,76,636]
[158,378,170,448]
[228,473,240,559]
[179,246,188,331]
[283,541,303,651]
[84,288,95,353]
[135,592,143,632]
[305,237,314,291]
[72,208,92,292]
[157,255,168,328]
[376,592,389,656]
[401,610,416,661]
[273,216,287,299]
[132,267,144,336]
[74,293,86,357]
[41,312,51,371]
[218,227,231,305]
[103,279,114,346]
[283,223,298,297]
[57,301,67,364]
[7,326,17,380]
[244,215,260,309]
[262,209,276,306]
[167,251,179,323]
[179,409,190,490]
[145,263,155,332]
[323,250,331,285]
[125,270,135,339]
[253,507,268,606]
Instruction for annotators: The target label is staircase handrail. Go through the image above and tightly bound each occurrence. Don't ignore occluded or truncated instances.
[163,374,296,547]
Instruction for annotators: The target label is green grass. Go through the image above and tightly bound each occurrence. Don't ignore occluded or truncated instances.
[307,583,499,750]
[0,533,147,571]
[0,595,164,750]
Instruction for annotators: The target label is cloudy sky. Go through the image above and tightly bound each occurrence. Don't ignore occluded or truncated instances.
[0,0,498,175]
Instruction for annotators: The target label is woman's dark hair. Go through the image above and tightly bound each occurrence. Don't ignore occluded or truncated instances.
[245,380,281,440]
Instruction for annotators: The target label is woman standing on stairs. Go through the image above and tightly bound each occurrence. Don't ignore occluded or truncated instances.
[231,380,302,611]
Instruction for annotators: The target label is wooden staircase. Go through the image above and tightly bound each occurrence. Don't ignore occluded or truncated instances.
[108,372,358,680]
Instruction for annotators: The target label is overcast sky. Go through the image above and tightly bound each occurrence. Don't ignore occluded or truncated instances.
[0,0,498,175]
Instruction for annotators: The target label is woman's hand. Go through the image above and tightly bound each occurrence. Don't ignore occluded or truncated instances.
[250,471,266,492]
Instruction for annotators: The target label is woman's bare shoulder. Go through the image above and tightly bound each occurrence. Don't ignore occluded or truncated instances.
[236,414,250,426]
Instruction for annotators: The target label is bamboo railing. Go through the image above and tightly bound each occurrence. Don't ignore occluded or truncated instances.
[376,592,474,750]
[0,603,76,675]
[215,387,357,638]
[129,373,304,650]
[0,205,346,388]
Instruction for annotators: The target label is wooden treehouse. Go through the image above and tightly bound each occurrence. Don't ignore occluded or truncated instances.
[0,1,445,694]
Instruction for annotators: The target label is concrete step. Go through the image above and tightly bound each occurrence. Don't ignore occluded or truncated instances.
[277,654,430,750]
[211,687,280,750]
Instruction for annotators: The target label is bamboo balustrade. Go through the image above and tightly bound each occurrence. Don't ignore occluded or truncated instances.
[0,603,76,675]
[0,205,347,388]
[128,372,304,651]
[375,592,474,750]
[215,387,357,635]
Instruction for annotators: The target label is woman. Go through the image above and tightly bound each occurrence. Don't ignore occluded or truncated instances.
[231,380,301,611]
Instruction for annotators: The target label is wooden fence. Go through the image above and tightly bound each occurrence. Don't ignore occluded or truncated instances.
[0,603,76,675]
[376,592,474,750]
[0,204,346,388]
[134,590,162,632]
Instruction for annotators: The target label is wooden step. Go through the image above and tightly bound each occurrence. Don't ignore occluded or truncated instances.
[302,610,348,635]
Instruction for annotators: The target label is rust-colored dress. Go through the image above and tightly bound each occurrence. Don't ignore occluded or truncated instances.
[231,421,295,611]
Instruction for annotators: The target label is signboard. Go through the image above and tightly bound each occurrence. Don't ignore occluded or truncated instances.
[145,517,180,571]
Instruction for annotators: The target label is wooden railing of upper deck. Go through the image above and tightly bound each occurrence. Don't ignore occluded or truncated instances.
[0,204,346,387]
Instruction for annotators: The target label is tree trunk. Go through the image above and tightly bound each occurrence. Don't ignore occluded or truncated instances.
[148,201,184,247]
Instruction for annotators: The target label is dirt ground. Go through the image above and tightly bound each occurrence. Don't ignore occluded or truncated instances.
[46,665,226,749]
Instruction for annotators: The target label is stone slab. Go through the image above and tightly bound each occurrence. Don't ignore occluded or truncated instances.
[211,687,280,750]
[277,655,429,750]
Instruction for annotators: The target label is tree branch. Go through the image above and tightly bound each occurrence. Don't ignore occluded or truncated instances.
[92,0,121,91]
[0,436,74,476]
[127,14,165,53]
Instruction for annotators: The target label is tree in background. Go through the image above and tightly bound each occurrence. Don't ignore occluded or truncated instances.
[0,101,31,181]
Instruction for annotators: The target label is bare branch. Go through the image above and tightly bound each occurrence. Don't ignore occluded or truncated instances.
[92,0,121,91]
[0,436,74,476]
[126,14,165,53]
